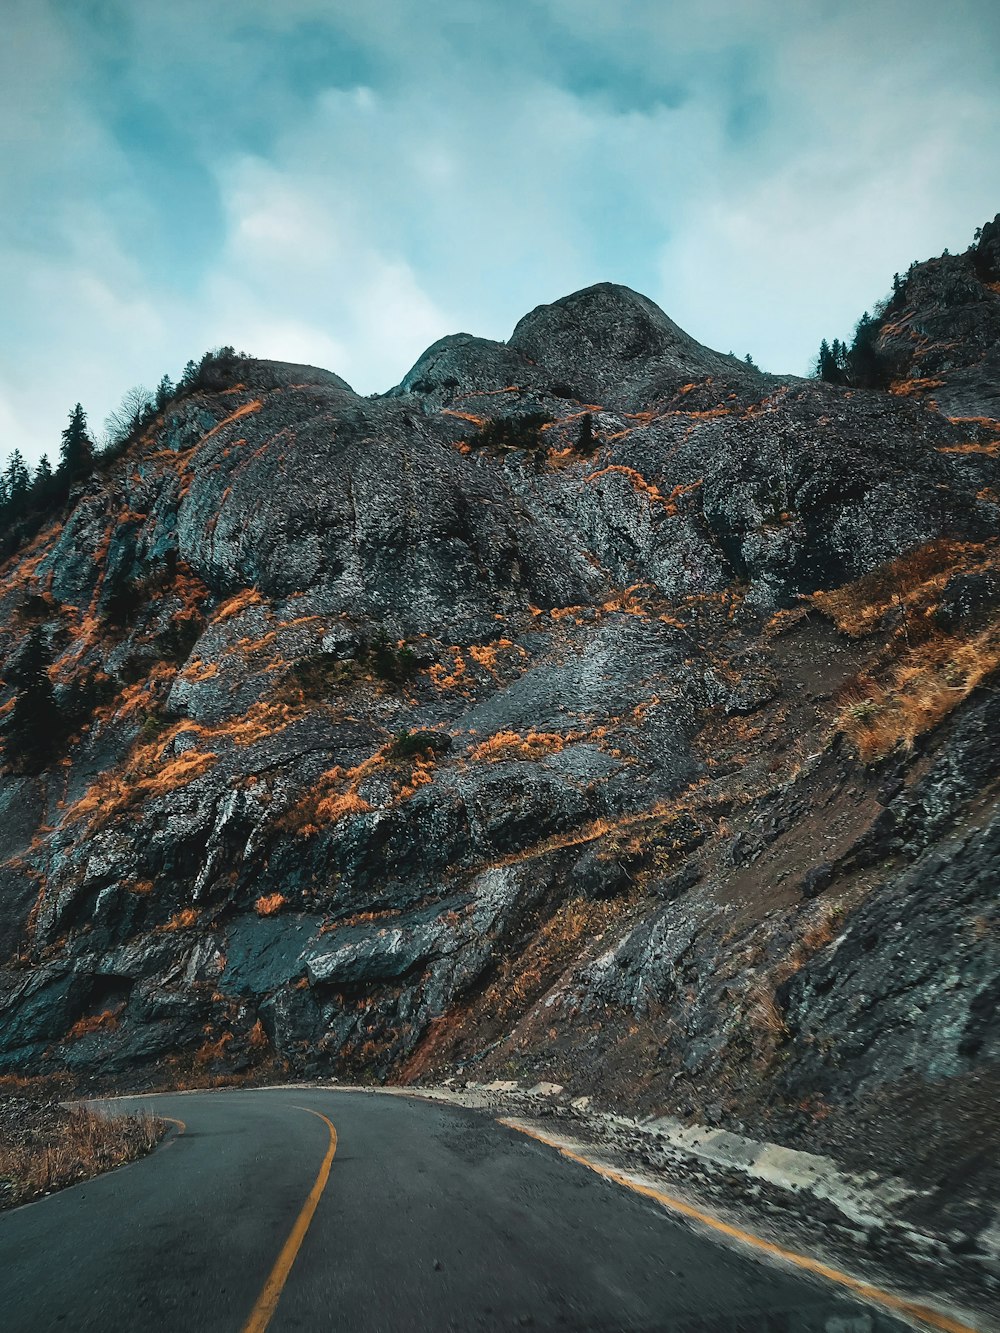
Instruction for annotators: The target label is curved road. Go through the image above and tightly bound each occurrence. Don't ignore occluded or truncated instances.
[1,1088,916,1332]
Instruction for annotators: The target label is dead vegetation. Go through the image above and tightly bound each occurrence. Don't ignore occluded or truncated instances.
[832,624,1000,760]
[0,1099,164,1209]
[468,729,567,761]
[812,540,1000,760]
[494,897,630,1018]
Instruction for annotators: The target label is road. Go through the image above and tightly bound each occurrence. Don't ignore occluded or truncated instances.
[1,1087,917,1332]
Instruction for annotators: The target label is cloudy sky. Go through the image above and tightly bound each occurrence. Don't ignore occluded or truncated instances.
[3,0,999,465]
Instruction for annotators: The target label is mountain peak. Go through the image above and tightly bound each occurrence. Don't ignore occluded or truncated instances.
[393,282,759,410]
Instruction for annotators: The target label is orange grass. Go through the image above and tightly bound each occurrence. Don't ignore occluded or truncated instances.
[67,699,303,831]
[476,896,635,1029]
[834,622,1000,760]
[889,378,945,396]
[811,540,987,637]
[161,907,200,931]
[815,539,1000,758]
[938,440,1000,456]
[0,1106,163,1209]
[428,649,468,691]
[67,1009,119,1040]
[215,587,264,622]
[469,730,567,762]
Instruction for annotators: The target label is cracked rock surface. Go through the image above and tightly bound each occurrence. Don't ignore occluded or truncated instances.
[1,229,998,1241]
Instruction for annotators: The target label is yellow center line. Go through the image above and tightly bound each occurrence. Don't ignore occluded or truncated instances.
[242,1107,338,1333]
[498,1119,982,1333]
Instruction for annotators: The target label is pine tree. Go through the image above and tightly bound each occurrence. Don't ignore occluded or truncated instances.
[846,311,884,388]
[154,374,174,413]
[59,403,94,485]
[31,454,55,510]
[1,450,31,519]
[575,412,596,454]
[3,627,61,769]
[816,339,836,381]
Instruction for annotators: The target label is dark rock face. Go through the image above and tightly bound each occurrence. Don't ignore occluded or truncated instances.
[932,568,1000,629]
[873,215,1000,420]
[507,283,761,408]
[782,812,1000,1089]
[0,235,998,1205]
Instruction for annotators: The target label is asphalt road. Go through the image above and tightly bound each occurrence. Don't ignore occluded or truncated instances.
[0,1087,915,1332]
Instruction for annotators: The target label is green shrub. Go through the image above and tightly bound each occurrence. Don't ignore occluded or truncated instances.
[387,729,451,761]
[367,632,416,685]
[290,651,352,697]
[473,413,552,453]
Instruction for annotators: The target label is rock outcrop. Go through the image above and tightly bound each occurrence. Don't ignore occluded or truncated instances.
[1,232,998,1221]
[873,212,1000,421]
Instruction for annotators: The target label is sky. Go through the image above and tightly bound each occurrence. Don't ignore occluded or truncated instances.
[3,0,999,466]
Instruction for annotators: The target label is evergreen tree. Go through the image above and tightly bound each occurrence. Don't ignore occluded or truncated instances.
[59,403,94,485]
[817,337,855,385]
[816,338,834,380]
[3,627,61,769]
[575,412,596,454]
[154,374,175,413]
[846,311,883,388]
[1,450,31,519]
[31,454,55,510]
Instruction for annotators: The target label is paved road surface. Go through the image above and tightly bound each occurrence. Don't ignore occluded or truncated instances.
[1,1087,915,1332]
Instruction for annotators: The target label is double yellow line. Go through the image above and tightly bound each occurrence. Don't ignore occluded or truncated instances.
[242,1108,338,1333]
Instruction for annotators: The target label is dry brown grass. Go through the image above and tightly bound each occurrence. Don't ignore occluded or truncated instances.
[469,730,567,762]
[812,539,1000,759]
[161,907,200,932]
[937,440,1000,457]
[214,587,264,622]
[834,623,1000,759]
[427,649,468,691]
[811,539,984,638]
[195,1032,234,1065]
[479,896,635,1029]
[255,893,286,916]
[285,749,367,831]
[888,377,945,397]
[66,1010,119,1040]
[746,982,788,1039]
[66,698,305,834]
[0,1105,163,1209]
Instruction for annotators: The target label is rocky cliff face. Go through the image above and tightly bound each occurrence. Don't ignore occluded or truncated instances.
[1,229,998,1217]
[874,214,1000,421]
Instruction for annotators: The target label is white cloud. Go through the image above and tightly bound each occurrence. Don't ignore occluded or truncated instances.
[1,0,998,464]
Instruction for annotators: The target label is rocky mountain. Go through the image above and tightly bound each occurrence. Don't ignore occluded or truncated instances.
[1,221,998,1227]
[873,214,1000,420]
